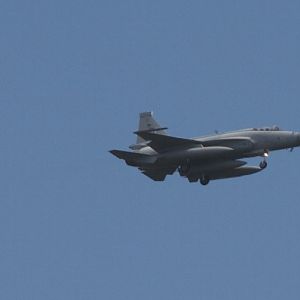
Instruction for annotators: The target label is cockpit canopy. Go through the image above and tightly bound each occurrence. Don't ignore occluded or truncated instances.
[252,126,280,131]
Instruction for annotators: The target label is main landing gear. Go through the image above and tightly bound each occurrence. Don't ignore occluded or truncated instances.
[200,175,210,185]
[178,158,191,176]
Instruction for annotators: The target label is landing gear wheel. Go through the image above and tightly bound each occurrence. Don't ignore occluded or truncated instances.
[200,176,210,186]
[259,160,267,169]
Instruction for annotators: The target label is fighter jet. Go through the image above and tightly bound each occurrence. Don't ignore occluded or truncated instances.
[110,112,300,185]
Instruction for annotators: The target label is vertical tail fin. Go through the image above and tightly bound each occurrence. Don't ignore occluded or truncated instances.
[129,112,167,150]
[136,112,167,143]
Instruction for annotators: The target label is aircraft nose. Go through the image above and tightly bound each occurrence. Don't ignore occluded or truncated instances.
[295,132,300,145]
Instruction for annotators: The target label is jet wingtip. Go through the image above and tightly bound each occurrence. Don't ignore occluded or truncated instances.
[109,150,120,158]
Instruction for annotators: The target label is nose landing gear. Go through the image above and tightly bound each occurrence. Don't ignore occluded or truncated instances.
[259,150,269,169]
[259,160,268,169]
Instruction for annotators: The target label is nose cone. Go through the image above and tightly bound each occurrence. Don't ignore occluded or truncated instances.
[296,132,300,146]
[293,132,300,147]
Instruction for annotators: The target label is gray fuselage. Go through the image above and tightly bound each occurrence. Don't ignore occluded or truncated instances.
[137,129,300,163]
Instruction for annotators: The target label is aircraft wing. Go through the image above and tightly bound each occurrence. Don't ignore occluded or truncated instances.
[134,131,201,152]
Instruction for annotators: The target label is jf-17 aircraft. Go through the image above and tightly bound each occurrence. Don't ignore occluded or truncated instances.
[110,112,300,185]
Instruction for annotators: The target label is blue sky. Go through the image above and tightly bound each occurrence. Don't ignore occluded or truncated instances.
[1,0,300,299]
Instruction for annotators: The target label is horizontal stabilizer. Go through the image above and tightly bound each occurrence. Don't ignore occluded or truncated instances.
[135,132,201,152]
[109,150,156,164]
